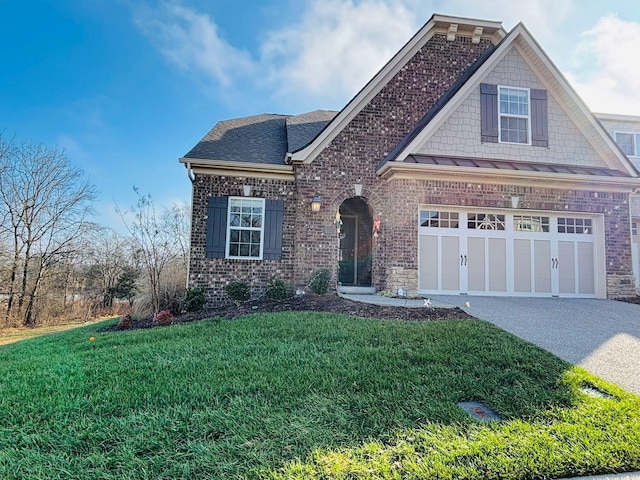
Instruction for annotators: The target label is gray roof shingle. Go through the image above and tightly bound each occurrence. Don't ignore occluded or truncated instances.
[184,110,337,165]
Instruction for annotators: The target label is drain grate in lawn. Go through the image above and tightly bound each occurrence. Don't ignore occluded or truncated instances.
[458,401,502,422]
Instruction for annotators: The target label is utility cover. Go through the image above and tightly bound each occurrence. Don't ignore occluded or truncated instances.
[458,401,502,422]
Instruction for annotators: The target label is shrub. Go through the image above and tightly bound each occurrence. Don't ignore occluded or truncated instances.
[224,281,250,305]
[308,269,330,295]
[153,309,173,326]
[180,287,208,313]
[265,278,290,302]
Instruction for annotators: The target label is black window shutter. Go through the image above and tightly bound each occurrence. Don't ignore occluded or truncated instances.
[480,83,499,143]
[530,89,548,147]
[263,199,284,260]
[206,196,228,259]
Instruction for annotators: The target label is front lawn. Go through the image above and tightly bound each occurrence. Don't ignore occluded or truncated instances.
[0,313,638,479]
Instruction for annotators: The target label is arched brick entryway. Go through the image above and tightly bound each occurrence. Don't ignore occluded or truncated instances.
[338,197,373,287]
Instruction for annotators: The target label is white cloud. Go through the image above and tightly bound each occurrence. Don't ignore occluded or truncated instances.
[138,0,640,117]
[566,15,640,115]
[134,2,255,87]
[261,0,418,105]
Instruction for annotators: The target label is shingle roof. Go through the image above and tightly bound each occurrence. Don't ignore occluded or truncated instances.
[184,110,337,165]
[285,110,337,152]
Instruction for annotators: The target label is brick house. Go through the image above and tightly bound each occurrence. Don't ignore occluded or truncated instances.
[180,14,640,304]
[595,113,640,291]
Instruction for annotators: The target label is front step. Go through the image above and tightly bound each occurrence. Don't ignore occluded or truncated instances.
[337,286,376,295]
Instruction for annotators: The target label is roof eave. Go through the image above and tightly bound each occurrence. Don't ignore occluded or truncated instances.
[290,14,506,164]
[179,157,295,181]
[377,162,639,192]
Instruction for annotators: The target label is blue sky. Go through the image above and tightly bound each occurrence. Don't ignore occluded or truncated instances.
[2,0,640,230]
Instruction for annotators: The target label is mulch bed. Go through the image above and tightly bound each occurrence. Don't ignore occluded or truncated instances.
[100,293,475,332]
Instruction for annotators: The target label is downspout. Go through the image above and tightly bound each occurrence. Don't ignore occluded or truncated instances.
[186,161,195,182]
[185,162,194,289]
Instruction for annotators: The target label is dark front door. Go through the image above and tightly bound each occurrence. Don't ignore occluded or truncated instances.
[339,216,357,285]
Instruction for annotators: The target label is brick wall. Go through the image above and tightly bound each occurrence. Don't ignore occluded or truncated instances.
[382,178,635,297]
[292,34,495,290]
[188,174,297,305]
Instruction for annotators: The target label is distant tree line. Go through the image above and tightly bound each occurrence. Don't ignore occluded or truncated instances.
[0,133,190,327]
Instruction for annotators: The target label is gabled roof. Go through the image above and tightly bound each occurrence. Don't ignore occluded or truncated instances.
[287,13,506,165]
[378,22,639,179]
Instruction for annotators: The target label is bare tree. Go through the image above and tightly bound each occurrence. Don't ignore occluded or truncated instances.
[163,203,190,271]
[117,189,181,314]
[0,134,97,325]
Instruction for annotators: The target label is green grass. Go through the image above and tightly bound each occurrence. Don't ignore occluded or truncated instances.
[0,313,638,479]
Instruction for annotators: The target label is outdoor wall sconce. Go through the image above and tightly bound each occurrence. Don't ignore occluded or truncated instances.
[511,196,520,209]
[243,185,252,197]
[311,196,322,212]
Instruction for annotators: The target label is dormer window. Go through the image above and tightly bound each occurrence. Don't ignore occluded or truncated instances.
[499,86,530,144]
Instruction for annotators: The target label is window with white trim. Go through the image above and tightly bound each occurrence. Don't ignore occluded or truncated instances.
[499,86,530,144]
[227,197,265,259]
[514,215,550,233]
[614,132,640,157]
[557,217,592,235]
[468,213,505,230]
[419,210,459,228]
[632,221,638,237]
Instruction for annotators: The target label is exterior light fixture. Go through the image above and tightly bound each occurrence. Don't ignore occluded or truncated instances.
[311,196,322,212]
[511,196,520,209]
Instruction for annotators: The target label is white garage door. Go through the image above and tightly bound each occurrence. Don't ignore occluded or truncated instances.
[418,209,600,297]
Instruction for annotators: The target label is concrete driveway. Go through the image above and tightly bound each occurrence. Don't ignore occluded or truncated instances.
[430,296,640,395]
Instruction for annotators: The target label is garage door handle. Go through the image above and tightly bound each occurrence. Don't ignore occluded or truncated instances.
[551,258,558,269]
[461,254,464,266]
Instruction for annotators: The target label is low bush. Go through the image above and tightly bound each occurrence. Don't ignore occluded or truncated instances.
[224,281,250,305]
[180,287,208,313]
[308,268,330,295]
[153,309,173,325]
[265,278,290,302]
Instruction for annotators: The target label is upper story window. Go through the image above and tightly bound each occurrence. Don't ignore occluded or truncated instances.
[615,132,640,157]
[480,83,548,147]
[499,86,530,144]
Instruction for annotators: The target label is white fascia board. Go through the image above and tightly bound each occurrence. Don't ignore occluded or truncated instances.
[384,26,520,165]
[179,157,294,180]
[510,26,638,177]
[289,14,506,165]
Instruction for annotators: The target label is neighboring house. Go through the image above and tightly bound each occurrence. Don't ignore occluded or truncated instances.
[595,113,640,290]
[180,14,640,304]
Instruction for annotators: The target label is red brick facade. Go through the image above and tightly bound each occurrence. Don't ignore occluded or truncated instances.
[186,30,638,303]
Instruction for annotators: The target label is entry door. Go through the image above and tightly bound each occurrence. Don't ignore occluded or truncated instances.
[339,216,357,285]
